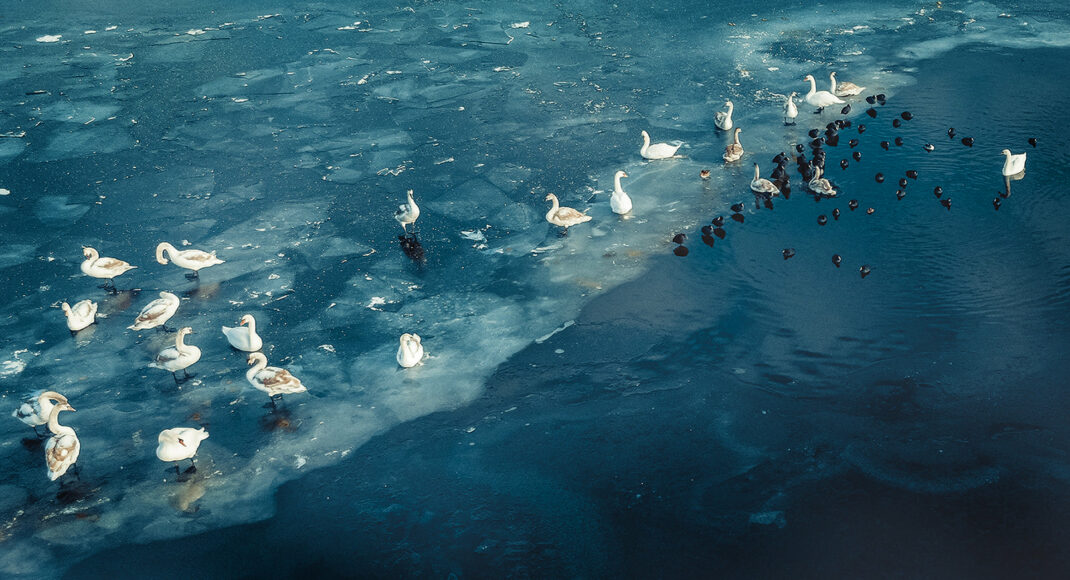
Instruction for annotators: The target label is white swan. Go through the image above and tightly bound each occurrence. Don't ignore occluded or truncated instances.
[750,163,780,196]
[80,246,136,289]
[13,390,68,436]
[397,333,424,368]
[129,291,180,331]
[45,401,79,481]
[803,74,845,111]
[639,130,682,160]
[62,299,97,332]
[1001,149,1027,176]
[246,352,307,407]
[545,193,592,230]
[156,242,224,279]
[149,326,201,383]
[723,128,743,163]
[784,92,798,125]
[610,170,632,215]
[714,101,734,131]
[830,72,865,97]
[394,189,420,233]
[222,314,263,352]
[807,165,837,196]
[156,426,209,474]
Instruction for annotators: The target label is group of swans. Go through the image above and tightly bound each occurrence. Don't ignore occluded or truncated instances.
[12,391,79,480]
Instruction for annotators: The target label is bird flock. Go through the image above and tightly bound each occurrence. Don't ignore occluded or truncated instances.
[13,235,428,486]
[11,68,1032,492]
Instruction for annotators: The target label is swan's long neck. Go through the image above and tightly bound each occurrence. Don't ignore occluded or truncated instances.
[47,406,74,437]
[403,337,419,356]
[62,303,72,317]
[406,190,416,209]
[726,102,733,116]
[85,248,99,263]
[733,130,741,146]
[829,73,837,94]
[175,331,190,354]
[806,77,817,98]
[247,354,268,380]
[641,132,650,155]
[245,317,257,337]
[754,164,761,181]
[546,195,560,218]
[156,243,174,264]
[614,173,625,194]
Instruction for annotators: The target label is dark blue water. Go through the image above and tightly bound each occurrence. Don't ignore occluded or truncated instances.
[0,1,1068,578]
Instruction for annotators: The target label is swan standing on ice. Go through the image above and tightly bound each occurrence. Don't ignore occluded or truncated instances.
[829,72,865,97]
[395,189,420,233]
[750,163,780,196]
[129,291,180,331]
[149,326,201,384]
[80,246,136,292]
[246,352,308,408]
[156,427,209,475]
[544,193,592,233]
[1001,149,1027,176]
[62,299,97,332]
[155,242,224,279]
[807,165,837,196]
[397,333,424,368]
[222,314,262,352]
[723,128,744,163]
[45,401,79,481]
[714,101,734,131]
[803,74,845,113]
[13,390,68,437]
[783,92,798,125]
[639,130,682,159]
[610,170,632,215]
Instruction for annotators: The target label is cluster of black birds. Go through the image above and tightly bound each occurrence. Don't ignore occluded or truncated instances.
[671,90,1038,280]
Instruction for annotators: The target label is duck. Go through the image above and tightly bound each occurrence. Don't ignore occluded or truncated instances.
[155,242,224,279]
[803,74,845,112]
[45,401,79,481]
[610,170,632,215]
[156,426,209,475]
[1000,149,1027,176]
[714,101,734,131]
[80,246,136,291]
[750,163,780,196]
[246,352,307,408]
[13,390,68,437]
[128,291,180,331]
[397,333,424,368]
[783,92,798,125]
[829,72,865,97]
[148,326,201,383]
[544,193,592,231]
[807,165,837,196]
[394,189,420,233]
[222,314,263,352]
[723,128,743,163]
[61,299,98,332]
[639,130,681,159]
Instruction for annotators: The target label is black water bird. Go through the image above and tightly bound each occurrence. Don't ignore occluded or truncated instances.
[900,111,912,120]
[923,143,935,152]
[818,214,828,225]
[701,225,713,236]
[892,118,901,128]
[809,129,820,138]
[860,265,872,278]
[948,127,956,138]
[840,159,849,170]
[875,173,884,183]
[906,170,918,179]
[898,177,909,188]
[876,93,886,104]
[940,198,951,210]
[961,137,974,147]
[852,151,862,161]
[992,197,1001,210]
[810,138,825,148]
[841,104,851,115]
[896,190,906,200]
[783,248,796,260]
[880,141,890,150]
[857,124,866,134]
[933,186,943,197]
[1028,137,1037,147]
[849,139,859,148]
[832,208,841,220]
[672,233,687,244]
[866,207,875,215]
[731,202,745,213]
[894,137,903,146]
[825,135,839,147]
[866,96,876,104]
[795,143,805,153]
[712,216,725,227]
[673,246,689,257]
[848,199,859,211]
[832,254,842,268]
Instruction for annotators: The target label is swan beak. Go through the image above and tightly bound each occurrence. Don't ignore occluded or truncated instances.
[178,438,186,447]
[622,172,629,178]
[67,405,76,412]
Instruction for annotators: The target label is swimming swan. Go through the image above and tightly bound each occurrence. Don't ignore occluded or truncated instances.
[723,128,744,163]
[610,170,632,215]
[397,333,424,368]
[750,163,780,196]
[714,101,734,131]
[1000,149,1027,176]
[640,130,682,160]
